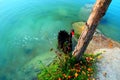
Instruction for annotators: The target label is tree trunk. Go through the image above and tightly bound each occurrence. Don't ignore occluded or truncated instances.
[72,0,112,61]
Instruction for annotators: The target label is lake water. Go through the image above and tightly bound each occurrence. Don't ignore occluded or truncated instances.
[0,0,120,80]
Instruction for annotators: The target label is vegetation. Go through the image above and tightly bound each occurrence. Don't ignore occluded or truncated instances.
[74,33,80,39]
[37,52,101,80]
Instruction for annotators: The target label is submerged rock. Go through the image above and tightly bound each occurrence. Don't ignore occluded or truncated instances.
[72,21,120,53]
[72,22,85,35]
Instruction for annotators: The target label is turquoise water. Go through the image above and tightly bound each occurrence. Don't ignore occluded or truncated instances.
[0,0,119,80]
[98,0,120,42]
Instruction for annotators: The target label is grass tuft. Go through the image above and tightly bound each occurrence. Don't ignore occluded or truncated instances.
[37,53,101,80]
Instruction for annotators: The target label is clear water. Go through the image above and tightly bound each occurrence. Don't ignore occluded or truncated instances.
[0,0,119,80]
[98,0,120,42]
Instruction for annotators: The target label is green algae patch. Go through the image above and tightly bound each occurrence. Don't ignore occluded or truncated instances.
[72,22,85,35]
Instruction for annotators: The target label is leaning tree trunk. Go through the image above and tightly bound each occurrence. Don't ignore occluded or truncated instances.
[72,0,112,61]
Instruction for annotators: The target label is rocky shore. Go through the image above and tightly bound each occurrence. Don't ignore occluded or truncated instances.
[72,22,120,53]
[18,21,120,80]
[73,21,120,80]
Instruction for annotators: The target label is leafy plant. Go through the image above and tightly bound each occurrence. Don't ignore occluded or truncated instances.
[37,53,101,80]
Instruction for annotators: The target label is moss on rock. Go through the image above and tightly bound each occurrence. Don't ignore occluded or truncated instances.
[72,22,85,35]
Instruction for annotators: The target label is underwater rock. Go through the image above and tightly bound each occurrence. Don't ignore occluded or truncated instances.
[25,49,32,54]
[84,3,93,9]
[0,75,7,80]
[72,22,85,35]
[32,77,38,80]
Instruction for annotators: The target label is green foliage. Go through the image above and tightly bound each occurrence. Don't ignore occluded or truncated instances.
[37,53,101,80]
[74,33,80,39]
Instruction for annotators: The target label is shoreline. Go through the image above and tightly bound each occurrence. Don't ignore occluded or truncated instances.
[72,21,120,53]
[72,21,120,80]
[18,21,120,80]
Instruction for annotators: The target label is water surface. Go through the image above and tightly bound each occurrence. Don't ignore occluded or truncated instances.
[0,0,119,79]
